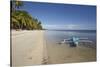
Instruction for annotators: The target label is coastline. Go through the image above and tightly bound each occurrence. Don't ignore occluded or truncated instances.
[11,30,96,66]
[45,30,96,64]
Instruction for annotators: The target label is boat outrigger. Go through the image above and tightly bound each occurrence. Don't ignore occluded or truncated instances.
[59,36,93,47]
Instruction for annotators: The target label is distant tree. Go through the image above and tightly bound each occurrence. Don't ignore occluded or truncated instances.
[37,21,42,29]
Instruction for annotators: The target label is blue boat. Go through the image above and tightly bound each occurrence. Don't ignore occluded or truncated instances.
[59,36,93,47]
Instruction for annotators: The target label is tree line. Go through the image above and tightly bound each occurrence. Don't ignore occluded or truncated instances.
[11,0,43,30]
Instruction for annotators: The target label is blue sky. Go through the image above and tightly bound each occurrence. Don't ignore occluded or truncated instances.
[18,1,96,30]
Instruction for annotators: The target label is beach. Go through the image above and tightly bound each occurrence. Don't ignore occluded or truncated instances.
[11,30,47,66]
[11,30,96,66]
[46,41,96,64]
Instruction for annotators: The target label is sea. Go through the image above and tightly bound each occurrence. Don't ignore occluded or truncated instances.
[44,30,96,63]
[45,30,96,48]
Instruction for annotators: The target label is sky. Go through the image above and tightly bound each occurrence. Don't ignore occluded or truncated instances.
[18,1,96,30]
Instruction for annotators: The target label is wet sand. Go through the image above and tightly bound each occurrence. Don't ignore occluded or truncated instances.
[46,41,96,64]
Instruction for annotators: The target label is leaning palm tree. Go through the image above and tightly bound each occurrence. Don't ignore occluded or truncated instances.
[11,1,43,30]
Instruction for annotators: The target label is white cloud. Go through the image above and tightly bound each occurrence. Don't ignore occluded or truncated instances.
[43,24,96,30]
[65,24,78,29]
[43,24,79,30]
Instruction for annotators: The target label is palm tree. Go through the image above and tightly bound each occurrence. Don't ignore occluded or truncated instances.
[11,1,43,30]
[37,21,42,29]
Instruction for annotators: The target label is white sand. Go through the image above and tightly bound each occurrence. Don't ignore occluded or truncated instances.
[11,30,46,66]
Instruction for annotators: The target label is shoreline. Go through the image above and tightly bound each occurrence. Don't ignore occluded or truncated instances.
[11,30,96,66]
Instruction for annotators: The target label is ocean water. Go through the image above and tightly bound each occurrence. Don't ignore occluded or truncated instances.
[45,30,96,48]
[45,30,96,63]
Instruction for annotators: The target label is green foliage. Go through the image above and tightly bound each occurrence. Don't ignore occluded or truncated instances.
[11,0,43,30]
[11,10,43,30]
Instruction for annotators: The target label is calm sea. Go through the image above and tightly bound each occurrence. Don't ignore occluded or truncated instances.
[45,30,96,48]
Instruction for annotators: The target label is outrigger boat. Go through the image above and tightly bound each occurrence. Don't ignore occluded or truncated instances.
[59,36,93,47]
